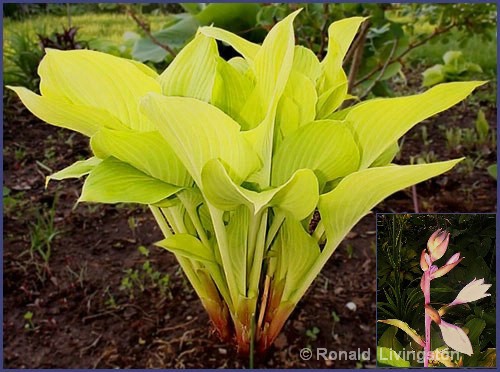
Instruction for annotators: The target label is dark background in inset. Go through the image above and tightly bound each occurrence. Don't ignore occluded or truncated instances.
[377,214,496,367]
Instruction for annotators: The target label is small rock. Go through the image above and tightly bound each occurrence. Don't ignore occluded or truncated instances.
[274,333,288,349]
[345,302,357,312]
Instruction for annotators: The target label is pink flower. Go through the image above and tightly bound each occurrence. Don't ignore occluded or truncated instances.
[438,320,473,356]
[449,278,491,306]
[431,253,463,279]
[427,229,450,261]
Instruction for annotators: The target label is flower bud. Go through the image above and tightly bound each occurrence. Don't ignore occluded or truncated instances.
[427,229,450,261]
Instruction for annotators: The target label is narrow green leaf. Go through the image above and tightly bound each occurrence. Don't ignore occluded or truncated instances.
[378,319,425,347]
[155,233,214,263]
[46,157,101,187]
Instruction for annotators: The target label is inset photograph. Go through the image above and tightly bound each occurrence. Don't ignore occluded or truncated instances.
[377,214,496,367]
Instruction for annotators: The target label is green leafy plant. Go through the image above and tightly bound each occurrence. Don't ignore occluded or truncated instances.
[131,3,261,63]
[422,50,483,87]
[3,29,45,90]
[120,246,171,299]
[23,311,35,330]
[487,164,497,180]
[9,11,483,355]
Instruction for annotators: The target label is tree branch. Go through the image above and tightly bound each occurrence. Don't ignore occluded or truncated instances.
[126,6,177,58]
[317,3,330,59]
[357,38,398,100]
[354,23,456,88]
[347,20,371,93]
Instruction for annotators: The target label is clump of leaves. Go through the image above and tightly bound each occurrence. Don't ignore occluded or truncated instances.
[9,10,483,354]
[422,50,483,87]
[38,26,88,51]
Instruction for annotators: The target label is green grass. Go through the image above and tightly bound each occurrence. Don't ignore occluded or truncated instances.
[407,29,497,76]
[3,12,168,45]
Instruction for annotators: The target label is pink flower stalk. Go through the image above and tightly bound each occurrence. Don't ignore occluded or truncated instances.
[418,229,488,366]
[449,278,491,307]
[427,229,450,261]
[384,228,491,367]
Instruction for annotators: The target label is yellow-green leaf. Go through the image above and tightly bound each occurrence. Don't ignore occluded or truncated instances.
[140,94,261,186]
[90,128,192,187]
[345,81,485,169]
[80,157,182,204]
[46,157,101,187]
[7,86,125,136]
[271,120,360,187]
[38,49,160,131]
[156,234,214,263]
[202,159,318,220]
[158,33,218,101]
[379,319,425,347]
[199,26,260,62]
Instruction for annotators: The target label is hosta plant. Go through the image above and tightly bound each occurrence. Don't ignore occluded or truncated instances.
[379,229,491,367]
[9,10,484,354]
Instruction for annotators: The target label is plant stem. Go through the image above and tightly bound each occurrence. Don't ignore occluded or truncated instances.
[424,270,431,367]
[248,211,269,297]
[207,204,239,305]
[249,315,255,369]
